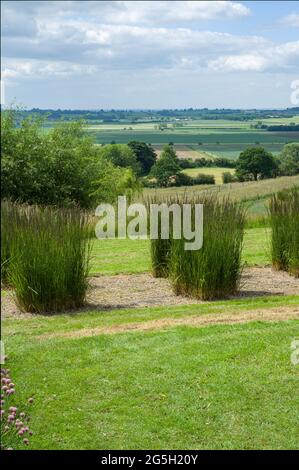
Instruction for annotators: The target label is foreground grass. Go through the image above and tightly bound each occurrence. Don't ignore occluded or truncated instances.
[2,301,299,449]
[90,228,270,275]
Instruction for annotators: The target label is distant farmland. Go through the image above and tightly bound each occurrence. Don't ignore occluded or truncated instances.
[41,114,299,160]
[89,130,298,146]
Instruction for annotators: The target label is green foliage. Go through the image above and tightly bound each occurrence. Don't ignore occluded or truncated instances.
[2,201,91,312]
[174,172,194,187]
[98,143,140,174]
[1,111,140,208]
[90,161,141,204]
[150,145,181,187]
[128,141,157,175]
[192,173,215,185]
[269,187,299,277]
[279,143,299,176]
[222,171,237,184]
[235,147,279,181]
[179,157,236,169]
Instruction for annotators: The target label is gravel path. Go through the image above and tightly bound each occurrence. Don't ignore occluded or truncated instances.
[2,267,298,317]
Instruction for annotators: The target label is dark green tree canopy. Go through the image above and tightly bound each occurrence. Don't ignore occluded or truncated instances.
[127,141,157,175]
[150,145,181,187]
[235,147,278,181]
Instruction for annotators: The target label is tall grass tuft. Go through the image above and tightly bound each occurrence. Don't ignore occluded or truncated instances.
[146,194,245,299]
[269,187,299,277]
[144,195,175,278]
[1,200,19,285]
[2,201,92,312]
[170,196,245,300]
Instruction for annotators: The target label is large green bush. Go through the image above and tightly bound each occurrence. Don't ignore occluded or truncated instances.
[1,111,140,207]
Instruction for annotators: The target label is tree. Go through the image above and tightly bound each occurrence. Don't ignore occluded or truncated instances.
[98,144,140,174]
[235,147,278,181]
[279,143,299,175]
[90,160,141,204]
[150,145,181,187]
[1,111,140,208]
[127,141,157,175]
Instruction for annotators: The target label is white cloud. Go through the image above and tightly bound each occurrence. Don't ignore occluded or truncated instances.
[209,54,267,72]
[95,1,251,24]
[209,41,299,72]
[281,13,299,28]
[2,59,97,80]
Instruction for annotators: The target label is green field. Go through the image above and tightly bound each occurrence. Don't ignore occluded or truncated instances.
[89,130,297,146]
[42,116,299,160]
[85,117,299,150]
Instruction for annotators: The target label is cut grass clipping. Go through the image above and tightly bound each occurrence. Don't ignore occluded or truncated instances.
[269,186,299,277]
[1,201,92,313]
[147,195,245,299]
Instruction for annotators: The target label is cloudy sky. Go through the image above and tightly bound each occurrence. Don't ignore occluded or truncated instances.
[1,0,299,109]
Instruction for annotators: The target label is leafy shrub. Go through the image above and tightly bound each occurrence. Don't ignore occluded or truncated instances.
[269,187,299,277]
[173,172,194,187]
[1,111,140,208]
[222,172,237,184]
[98,143,141,175]
[2,201,92,312]
[178,157,235,169]
[192,174,215,185]
[279,143,299,176]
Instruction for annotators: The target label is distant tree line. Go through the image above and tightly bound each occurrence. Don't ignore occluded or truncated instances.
[14,107,299,124]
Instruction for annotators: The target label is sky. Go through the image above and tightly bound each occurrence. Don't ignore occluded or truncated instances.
[1,0,299,109]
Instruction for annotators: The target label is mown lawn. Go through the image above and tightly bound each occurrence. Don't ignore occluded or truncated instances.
[2,296,299,450]
[90,227,271,275]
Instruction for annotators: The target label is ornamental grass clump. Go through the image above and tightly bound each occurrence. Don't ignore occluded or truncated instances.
[1,200,22,285]
[269,187,299,277]
[144,195,176,278]
[169,196,245,300]
[3,201,92,312]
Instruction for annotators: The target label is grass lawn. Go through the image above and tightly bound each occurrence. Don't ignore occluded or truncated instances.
[183,167,235,184]
[2,296,299,449]
[90,228,271,275]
